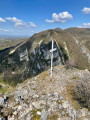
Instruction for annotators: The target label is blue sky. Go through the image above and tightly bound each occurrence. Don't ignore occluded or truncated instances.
[0,0,90,36]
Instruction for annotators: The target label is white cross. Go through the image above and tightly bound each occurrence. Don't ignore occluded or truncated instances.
[50,39,57,80]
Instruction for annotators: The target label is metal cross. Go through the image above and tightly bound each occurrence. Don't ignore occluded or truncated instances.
[50,39,57,80]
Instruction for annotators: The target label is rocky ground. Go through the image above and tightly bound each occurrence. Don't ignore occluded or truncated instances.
[0,65,90,120]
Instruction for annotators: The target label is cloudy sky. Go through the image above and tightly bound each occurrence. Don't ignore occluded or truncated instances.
[0,0,90,36]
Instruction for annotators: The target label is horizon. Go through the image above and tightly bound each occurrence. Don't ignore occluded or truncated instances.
[0,26,90,37]
[0,0,90,36]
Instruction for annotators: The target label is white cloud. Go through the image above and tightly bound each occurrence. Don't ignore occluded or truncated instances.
[0,29,10,32]
[0,18,6,22]
[5,17,28,29]
[5,17,37,30]
[29,22,36,27]
[82,7,90,14]
[5,17,22,23]
[78,23,90,28]
[46,11,73,23]
[15,22,28,29]
[46,19,54,23]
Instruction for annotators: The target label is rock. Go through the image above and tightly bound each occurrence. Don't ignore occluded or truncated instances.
[83,119,88,120]
[40,109,48,120]
[32,100,46,109]
[54,92,58,98]
[13,111,17,115]
[18,105,22,110]
[57,118,61,120]
[29,103,33,111]
[61,111,66,116]
[0,117,6,120]
[81,108,88,116]
[33,94,39,98]
[77,108,88,118]
[62,101,68,109]
[0,97,4,105]
[59,104,62,110]
[37,111,41,116]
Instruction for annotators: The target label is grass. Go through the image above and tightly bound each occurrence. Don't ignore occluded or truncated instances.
[0,75,15,94]
[65,83,81,110]
[47,114,59,120]
[72,75,79,80]
[0,38,26,50]
[0,85,9,94]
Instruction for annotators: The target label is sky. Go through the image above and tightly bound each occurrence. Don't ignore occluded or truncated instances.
[0,0,90,36]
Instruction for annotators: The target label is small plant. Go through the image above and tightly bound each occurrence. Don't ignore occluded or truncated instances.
[48,113,59,120]
[66,113,70,117]
[33,88,36,90]
[56,100,62,104]
[72,75,79,80]
[31,109,41,120]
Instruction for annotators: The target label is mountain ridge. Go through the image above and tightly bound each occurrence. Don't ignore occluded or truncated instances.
[0,27,90,86]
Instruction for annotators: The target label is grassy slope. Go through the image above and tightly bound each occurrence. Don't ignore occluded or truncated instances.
[30,28,90,70]
[64,27,90,49]
[0,38,28,50]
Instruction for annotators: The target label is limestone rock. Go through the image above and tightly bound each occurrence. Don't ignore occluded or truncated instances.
[40,109,48,120]
[32,100,46,109]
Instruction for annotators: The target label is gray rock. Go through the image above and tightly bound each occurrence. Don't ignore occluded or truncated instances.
[59,104,62,110]
[0,117,6,120]
[40,109,48,120]
[0,97,4,105]
[32,100,46,109]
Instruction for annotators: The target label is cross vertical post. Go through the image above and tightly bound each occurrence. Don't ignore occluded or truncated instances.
[50,39,57,80]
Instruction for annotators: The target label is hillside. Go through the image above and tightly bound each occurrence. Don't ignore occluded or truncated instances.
[0,38,28,50]
[65,27,90,50]
[0,28,90,86]
[0,65,90,119]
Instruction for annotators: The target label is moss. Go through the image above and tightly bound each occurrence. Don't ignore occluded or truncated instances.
[31,109,42,120]
[56,100,62,104]
[72,76,79,80]
[66,113,70,117]
[32,88,36,90]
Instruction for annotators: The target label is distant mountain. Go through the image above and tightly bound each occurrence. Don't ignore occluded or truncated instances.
[0,37,29,50]
[0,35,29,40]
[0,28,90,86]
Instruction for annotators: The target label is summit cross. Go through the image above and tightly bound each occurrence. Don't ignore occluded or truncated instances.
[50,39,57,80]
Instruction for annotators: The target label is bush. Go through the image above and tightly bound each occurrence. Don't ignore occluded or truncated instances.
[65,60,77,69]
[72,74,90,110]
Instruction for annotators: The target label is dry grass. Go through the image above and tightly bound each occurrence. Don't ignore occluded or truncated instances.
[65,83,81,110]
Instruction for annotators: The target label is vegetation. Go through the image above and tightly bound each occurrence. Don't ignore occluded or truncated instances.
[72,75,90,110]
[47,113,59,120]
[31,109,42,120]
[0,38,27,50]
[65,60,77,69]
